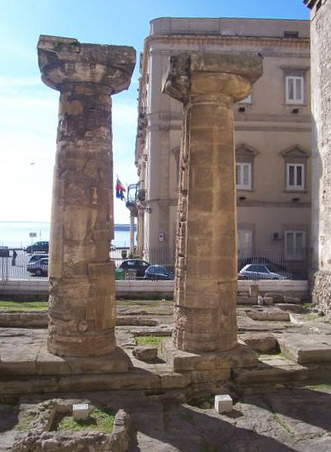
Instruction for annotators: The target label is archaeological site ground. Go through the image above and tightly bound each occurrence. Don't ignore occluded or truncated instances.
[1,0,331,451]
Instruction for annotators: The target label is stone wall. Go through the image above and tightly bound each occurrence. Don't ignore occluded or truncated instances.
[309,0,331,313]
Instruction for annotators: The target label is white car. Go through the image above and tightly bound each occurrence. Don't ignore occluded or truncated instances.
[238,264,289,280]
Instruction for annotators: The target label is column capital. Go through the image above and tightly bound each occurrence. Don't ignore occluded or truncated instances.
[37,35,136,94]
[162,51,263,103]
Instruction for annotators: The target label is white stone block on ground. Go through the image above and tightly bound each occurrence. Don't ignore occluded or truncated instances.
[214,395,233,413]
[73,403,89,420]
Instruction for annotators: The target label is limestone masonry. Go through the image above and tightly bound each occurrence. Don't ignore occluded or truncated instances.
[305,0,331,315]
[37,35,136,357]
[163,52,263,353]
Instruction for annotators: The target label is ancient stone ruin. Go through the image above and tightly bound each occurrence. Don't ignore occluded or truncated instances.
[37,35,136,357]
[305,0,331,317]
[163,52,263,354]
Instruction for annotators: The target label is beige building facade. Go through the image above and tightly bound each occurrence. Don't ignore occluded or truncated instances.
[135,18,311,278]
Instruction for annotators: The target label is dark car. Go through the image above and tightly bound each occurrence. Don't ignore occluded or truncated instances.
[27,257,48,276]
[25,241,49,254]
[0,246,10,257]
[119,259,150,277]
[144,265,174,280]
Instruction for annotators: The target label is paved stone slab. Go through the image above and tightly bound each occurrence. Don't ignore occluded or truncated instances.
[233,356,307,385]
[279,333,331,364]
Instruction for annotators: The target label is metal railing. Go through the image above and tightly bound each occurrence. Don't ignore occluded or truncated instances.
[0,249,48,281]
[0,246,308,282]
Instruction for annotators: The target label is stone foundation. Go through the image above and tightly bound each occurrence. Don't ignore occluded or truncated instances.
[312,270,331,316]
[12,400,135,452]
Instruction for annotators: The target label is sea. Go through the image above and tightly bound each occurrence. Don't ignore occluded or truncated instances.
[0,221,132,248]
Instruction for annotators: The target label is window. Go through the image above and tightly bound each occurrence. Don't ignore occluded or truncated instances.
[284,31,299,39]
[238,229,253,258]
[286,76,304,104]
[286,163,305,190]
[236,163,251,189]
[284,231,306,260]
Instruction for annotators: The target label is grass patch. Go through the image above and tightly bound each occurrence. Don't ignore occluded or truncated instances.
[273,413,295,437]
[16,411,37,431]
[304,383,331,391]
[0,300,48,311]
[304,313,321,321]
[57,408,115,433]
[136,336,163,347]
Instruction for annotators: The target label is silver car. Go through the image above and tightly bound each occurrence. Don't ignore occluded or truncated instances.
[238,264,288,280]
[27,257,48,276]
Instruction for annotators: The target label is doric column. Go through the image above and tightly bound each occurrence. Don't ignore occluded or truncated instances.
[163,52,263,353]
[37,35,135,357]
[305,0,331,316]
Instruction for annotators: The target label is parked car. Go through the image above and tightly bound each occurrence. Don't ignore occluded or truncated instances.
[144,265,175,280]
[0,246,10,257]
[238,264,289,280]
[238,256,288,273]
[119,259,150,277]
[27,257,48,276]
[25,241,49,254]
[28,254,49,264]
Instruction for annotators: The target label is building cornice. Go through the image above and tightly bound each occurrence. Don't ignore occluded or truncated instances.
[141,33,310,84]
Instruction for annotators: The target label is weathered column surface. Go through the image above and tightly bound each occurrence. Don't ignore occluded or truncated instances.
[305,0,331,316]
[163,52,263,353]
[38,35,136,357]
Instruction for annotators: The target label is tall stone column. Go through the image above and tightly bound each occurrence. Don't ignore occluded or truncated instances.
[163,52,263,353]
[37,35,135,357]
[305,0,331,316]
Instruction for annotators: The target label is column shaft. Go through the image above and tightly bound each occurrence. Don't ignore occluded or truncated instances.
[48,83,116,357]
[163,51,263,354]
[174,96,237,352]
[37,35,136,357]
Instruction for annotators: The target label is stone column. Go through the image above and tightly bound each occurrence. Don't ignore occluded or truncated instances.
[37,35,135,357]
[305,0,331,316]
[163,52,263,353]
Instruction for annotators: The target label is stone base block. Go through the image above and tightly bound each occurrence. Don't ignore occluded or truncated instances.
[0,343,130,376]
[278,333,331,364]
[160,339,258,372]
[246,308,290,322]
[241,333,277,353]
[132,346,158,362]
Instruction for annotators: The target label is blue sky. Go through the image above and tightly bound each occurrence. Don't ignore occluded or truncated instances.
[0,0,309,223]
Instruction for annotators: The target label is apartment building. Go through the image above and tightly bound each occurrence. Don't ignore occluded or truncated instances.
[135,17,311,277]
